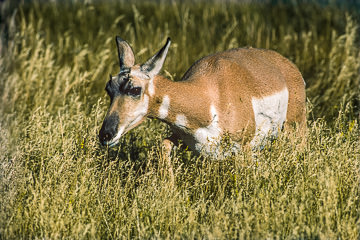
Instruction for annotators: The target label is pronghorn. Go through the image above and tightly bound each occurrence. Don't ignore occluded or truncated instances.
[99,37,306,156]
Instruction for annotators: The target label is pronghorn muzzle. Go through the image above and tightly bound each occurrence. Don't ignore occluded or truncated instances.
[98,112,119,146]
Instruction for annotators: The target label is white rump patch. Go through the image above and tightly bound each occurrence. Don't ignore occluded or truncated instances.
[194,105,222,154]
[158,95,170,119]
[175,114,187,129]
[250,88,289,149]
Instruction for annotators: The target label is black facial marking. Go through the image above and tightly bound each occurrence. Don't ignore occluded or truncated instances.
[120,68,130,74]
[105,69,142,99]
[127,87,142,97]
[98,112,119,144]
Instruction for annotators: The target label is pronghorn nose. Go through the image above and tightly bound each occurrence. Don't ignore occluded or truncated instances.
[98,113,119,145]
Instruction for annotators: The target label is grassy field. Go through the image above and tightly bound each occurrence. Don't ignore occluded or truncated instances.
[0,0,359,239]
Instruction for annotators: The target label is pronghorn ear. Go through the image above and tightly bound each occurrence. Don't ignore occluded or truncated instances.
[141,37,171,78]
[116,36,135,69]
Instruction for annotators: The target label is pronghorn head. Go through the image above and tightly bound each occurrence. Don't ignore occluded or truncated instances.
[99,36,171,147]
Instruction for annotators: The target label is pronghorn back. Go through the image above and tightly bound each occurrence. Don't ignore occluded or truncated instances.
[99,37,306,156]
[179,48,306,140]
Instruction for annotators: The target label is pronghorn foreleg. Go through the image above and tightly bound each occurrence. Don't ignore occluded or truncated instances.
[162,133,180,157]
[160,134,180,185]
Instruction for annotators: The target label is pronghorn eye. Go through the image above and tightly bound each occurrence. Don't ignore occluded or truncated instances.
[127,87,142,97]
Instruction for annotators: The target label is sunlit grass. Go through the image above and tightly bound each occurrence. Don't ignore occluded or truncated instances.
[0,0,359,238]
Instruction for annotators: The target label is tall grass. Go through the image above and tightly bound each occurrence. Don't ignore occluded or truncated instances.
[0,0,359,238]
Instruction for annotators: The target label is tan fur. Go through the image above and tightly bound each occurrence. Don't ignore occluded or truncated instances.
[148,48,306,144]
[100,38,306,153]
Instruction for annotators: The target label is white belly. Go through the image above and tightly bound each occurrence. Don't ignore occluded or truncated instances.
[171,88,289,157]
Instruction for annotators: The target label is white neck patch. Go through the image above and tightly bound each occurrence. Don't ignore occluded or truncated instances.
[158,95,170,119]
[194,105,222,152]
[175,114,187,129]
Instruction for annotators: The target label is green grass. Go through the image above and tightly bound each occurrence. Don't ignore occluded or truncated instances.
[0,0,359,239]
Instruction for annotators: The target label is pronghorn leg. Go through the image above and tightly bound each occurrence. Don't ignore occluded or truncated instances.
[162,138,174,158]
[161,135,179,185]
[162,134,180,157]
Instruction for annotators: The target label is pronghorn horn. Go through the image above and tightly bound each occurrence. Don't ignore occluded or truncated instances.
[115,36,135,69]
[109,74,112,80]
[140,37,171,78]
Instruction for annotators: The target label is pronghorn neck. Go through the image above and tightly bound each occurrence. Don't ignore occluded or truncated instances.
[148,75,212,131]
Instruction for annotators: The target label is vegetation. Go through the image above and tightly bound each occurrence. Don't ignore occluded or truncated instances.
[0,0,359,238]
